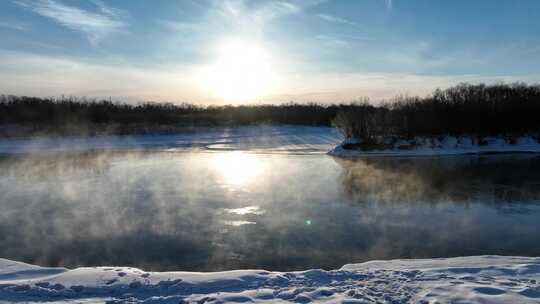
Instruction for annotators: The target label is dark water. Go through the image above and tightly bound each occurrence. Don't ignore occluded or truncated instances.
[1,151,540,271]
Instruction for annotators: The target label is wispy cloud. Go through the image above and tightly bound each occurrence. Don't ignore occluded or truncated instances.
[386,0,393,10]
[159,20,199,32]
[255,1,300,21]
[315,35,350,48]
[14,0,127,45]
[2,50,539,104]
[316,14,359,27]
[0,20,28,31]
[162,0,331,37]
[90,0,126,18]
[0,51,202,102]
[217,0,301,25]
[162,0,305,39]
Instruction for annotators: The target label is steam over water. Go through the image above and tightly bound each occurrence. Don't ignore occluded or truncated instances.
[1,151,540,271]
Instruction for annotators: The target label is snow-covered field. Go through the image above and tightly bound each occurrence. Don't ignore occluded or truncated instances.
[0,126,342,155]
[329,135,540,157]
[1,256,539,303]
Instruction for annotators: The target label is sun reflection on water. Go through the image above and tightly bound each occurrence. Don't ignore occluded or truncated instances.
[223,220,257,227]
[212,151,261,186]
[224,206,265,215]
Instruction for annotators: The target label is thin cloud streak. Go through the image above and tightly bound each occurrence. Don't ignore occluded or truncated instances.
[0,20,27,31]
[0,51,202,102]
[255,1,300,20]
[91,0,126,18]
[315,35,351,48]
[316,14,359,27]
[218,0,301,26]
[159,20,200,32]
[14,0,126,45]
[160,0,305,44]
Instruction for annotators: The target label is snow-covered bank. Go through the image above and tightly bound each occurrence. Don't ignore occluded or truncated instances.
[0,125,342,155]
[1,256,539,303]
[329,135,540,157]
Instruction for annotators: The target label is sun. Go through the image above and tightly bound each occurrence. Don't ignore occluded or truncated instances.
[200,40,276,103]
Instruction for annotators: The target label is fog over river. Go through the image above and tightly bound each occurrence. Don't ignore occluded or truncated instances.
[1,127,540,271]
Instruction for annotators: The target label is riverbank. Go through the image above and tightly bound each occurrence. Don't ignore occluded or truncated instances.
[1,256,539,303]
[329,135,540,157]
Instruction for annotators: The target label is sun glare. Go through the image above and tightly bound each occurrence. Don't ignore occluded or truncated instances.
[201,40,276,103]
[212,151,261,186]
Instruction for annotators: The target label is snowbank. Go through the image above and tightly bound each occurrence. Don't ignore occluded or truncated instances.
[1,256,539,303]
[329,135,540,157]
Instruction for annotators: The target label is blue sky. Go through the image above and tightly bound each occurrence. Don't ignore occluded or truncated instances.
[1,0,539,104]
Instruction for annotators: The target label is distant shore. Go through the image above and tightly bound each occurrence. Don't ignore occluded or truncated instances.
[329,135,540,157]
[0,95,342,138]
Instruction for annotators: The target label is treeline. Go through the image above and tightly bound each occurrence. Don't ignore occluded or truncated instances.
[0,96,199,125]
[2,82,540,138]
[0,95,344,136]
[332,82,540,142]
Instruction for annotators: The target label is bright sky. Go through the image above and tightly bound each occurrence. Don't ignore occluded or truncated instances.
[1,0,540,104]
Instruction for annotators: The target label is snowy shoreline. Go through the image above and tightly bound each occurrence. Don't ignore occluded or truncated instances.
[328,135,540,158]
[1,256,539,303]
